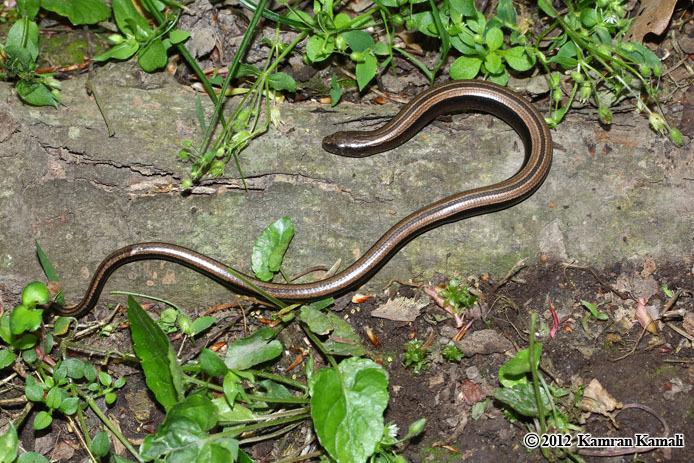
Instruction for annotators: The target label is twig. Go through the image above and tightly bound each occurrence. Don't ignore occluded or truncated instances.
[83,26,115,137]
[610,324,648,361]
[492,258,527,293]
[562,263,634,300]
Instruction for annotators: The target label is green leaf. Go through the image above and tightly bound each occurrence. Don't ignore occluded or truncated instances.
[330,74,342,107]
[356,53,378,91]
[138,38,167,72]
[496,0,516,25]
[59,397,79,415]
[190,316,216,336]
[6,18,39,62]
[449,0,476,16]
[35,241,64,306]
[0,350,16,369]
[450,56,482,80]
[411,11,437,38]
[141,395,219,461]
[90,430,111,457]
[493,382,552,417]
[340,30,374,53]
[213,396,257,423]
[127,296,184,410]
[201,348,228,377]
[334,12,351,29]
[484,52,502,74]
[537,0,557,18]
[16,452,48,463]
[0,422,18,463]
[485,27,503,51]
[310,358,389,463]
[111,0,151,38]
[305,35,334,63]
[581,300,609,320]
[92,38,139,61]
[16,81,58,108]
[498,343,541,387]
[40,0,110,25]
[9,305,42,335]
[24,377,44,402]
[55,358,86,380]
[224,327,282,370]
[251,216,294,281]
[300,305,366,356]
[580,8,598,28]
[17,0,40,19]
[168,29,190,44]
[268,72,297,92]
[33,411,52,430]
[499,46,535,71]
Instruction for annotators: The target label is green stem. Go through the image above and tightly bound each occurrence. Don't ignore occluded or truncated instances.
[212,412,310,440]
[80,392,146,463]
[140,0,225,126]
[528,313,550,459]
[245,368,308,391]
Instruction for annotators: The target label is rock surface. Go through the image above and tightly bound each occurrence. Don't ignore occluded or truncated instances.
[0,63,691,310]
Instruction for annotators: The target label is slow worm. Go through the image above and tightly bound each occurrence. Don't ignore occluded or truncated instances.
[52,80,552,316]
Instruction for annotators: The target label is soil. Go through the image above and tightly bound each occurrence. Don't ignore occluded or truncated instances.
[12,258,694,462]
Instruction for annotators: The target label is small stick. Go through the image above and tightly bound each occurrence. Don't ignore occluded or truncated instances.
[492,258,527,293]
[83,26,115,137]
[562,263,634,300]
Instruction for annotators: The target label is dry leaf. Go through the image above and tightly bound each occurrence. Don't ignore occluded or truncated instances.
[635,297,658,334]
[579,378,623,415]
[625,0,678,43]
[371,296,427,322]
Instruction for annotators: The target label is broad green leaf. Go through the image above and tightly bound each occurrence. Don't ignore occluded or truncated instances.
[356,53,378,91]
[6,18,39,61]
[0,422,18,463]
[138,38,167,72]
[496,0,516,25]
[258,379,294,400]
[16,452,48,463]
[450,56,482,80]
[224,327,282,370]
[91,38,139,61]
[484,52,502,74]
[300,305,366,356]
[128,296,184,410]
[499,46,535,71]
[168,29,190,44]
[140,395,218,460]
[90,430,111,457]
[305,35,334,63]
[412,11,437,38]
[0,350,16,369]
[190,316,216,336]
[333,12,351,28]
[111,0,150,38]
[449,0,476,16]
[498,343,542,387]
[485,27,503,51]
[310,358,389,463]
[580,8,598,28]
[40,0,110,25]
[18,0,40,19]
[59,397,79,415]
[9,305,42,335]
[55,358,86,380]
[251,216,294,281]
[200,348,228,377]
[16,81,58,108]
[268,72,297,92]
[340,30,374,53]
[493,382,552,417]
[33,411,52,430]
[24,377,44,402]
[212,396,256,423]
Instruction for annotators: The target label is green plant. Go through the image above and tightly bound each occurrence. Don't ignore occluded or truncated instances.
[493,314,581,460]
[402,339,429,374]
[436,279,478,327]
[91,0,190,72]
[441,343,464,362]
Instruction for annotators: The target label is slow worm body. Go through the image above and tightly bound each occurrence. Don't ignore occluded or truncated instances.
[53,80,552,317]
